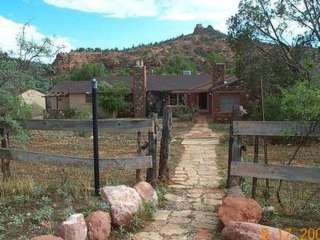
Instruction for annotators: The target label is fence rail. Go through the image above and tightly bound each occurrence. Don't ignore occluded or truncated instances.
[0,117,158,186]
[233,121,320,137]
[228,119,320,196]
[0,119,154,133]
[231,161,320,184]
[0,148,152,170]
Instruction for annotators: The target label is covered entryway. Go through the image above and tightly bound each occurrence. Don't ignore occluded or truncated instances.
[198,93,208,111]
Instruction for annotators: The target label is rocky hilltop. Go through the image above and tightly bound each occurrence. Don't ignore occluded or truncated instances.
[54,24,234,73]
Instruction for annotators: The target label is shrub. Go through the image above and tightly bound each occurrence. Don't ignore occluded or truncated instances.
[63,107,91,119]
[99,83,130,117]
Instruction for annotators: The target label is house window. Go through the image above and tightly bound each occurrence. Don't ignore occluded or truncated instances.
[178,94,186,105]
[220,96,240,112]
[170,94,177,105]
[170,93,185,105]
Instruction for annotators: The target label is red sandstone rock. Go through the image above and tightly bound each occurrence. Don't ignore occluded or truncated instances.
[222,222,298,240]
[134,181,158,205]
[86,210,111,240]
[31,235,63,240]
[218,196,262,226]
[53,25,235,74]
[101,185,142,225]
[59,213,87,240]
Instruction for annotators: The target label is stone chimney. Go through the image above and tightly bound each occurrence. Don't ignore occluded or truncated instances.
[132,60,147,117]
[212,63,226,83]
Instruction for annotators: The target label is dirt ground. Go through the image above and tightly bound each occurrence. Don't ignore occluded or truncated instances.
[0,120,192,239]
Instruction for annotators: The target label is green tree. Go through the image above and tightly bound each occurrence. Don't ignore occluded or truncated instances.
[0,23,62,179]
[70,63,108,81]
[155,55,197,75]
[228,0,320,96]
[99,83,130,118]
[280,81,320,121]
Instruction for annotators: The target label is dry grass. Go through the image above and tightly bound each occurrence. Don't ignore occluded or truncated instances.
[0,120,191,239]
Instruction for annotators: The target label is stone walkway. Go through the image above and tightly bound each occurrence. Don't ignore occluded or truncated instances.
[134,117,224,240]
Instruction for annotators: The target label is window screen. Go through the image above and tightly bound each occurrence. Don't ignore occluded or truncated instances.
[220,96,240,112]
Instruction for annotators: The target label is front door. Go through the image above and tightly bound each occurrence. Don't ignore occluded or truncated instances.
[198,93,208,111]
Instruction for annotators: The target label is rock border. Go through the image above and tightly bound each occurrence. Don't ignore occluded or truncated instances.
[31,181,158,240]
[217,186,299,240]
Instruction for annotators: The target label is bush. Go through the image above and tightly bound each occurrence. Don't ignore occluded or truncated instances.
[63,107,91,119]
[99,83,130,117]
[280,81,320,121]
[248,81,320,122]
[172,105,195,121]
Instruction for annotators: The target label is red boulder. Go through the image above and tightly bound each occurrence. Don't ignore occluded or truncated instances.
[59,213,87,240]
[87,210,112,240]
[134,181,158,205]
[222,222,298,240]
[218,196,262,226]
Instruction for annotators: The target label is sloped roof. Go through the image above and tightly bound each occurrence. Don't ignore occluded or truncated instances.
[47,74,239,96]
[148,74,212,91]
[47,81,92,96]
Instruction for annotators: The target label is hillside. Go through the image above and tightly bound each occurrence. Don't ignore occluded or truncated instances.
[54,24,234,74]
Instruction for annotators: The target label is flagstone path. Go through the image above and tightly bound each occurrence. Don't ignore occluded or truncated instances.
[134,116,225,240]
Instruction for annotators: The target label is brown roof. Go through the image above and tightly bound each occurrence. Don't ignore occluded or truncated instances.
[47,74,239,95]
[148,74,211,91]
[47,81,92,96]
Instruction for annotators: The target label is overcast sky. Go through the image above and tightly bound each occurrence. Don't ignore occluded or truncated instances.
[0,0,240,56]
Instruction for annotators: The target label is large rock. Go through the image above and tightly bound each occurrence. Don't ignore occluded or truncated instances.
[59,213,87,240]
[101,185,142,225]
[218,196,262,226]
[86,210,112,240]
[31,236,63,240]
[222,222,298,240]
[134,181,158,205]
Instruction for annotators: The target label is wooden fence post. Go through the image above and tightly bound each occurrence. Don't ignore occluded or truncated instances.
[227,124,234,188]
[252,136,259,198]
[136,131,143,182]
[1,128,10,180]
[159,105,172,182]
[229,106,241,187]
[146,131,157,186]
[153,113,158,180]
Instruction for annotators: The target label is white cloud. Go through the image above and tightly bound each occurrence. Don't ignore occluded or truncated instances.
[43,0,239,32]
[159,0,238,32]
[43,0,158,18]
[0,16,72,62]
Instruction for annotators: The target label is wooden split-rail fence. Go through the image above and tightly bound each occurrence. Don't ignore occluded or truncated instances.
[228,118,320,197]
[0,116,162,185]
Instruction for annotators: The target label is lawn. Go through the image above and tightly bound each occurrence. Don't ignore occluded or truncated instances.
[211,123,320,237]
[0,120,191,239]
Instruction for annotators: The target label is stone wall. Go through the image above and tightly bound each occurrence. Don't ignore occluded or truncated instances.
[132,65,147,117]
[212,63,226,83]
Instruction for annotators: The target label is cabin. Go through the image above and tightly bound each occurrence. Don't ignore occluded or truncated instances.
[131,62,247,122]
[45,62,247,122]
